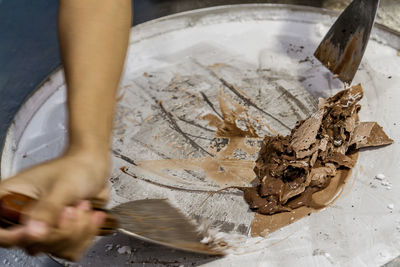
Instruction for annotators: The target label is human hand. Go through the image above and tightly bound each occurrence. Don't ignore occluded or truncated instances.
[0,149,110,260]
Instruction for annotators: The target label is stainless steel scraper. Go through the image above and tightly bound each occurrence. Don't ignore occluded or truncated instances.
[314,0,380,85]
[0,193,222,255]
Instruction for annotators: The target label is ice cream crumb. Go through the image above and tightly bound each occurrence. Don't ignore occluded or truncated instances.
[375,176,393,190]
[117,246,132,255]
[201,236,212,244]
[105,244,114,252]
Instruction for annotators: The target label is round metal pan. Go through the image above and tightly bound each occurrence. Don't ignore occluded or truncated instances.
[1,4,400,266]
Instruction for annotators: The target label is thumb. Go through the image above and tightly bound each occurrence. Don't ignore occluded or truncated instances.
[25,183,79,239]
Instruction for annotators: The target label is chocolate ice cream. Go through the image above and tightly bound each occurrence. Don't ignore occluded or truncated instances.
[245,84,393,215]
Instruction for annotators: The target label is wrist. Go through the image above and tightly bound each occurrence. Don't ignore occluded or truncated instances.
[64,141,111,171]
[64,130,112,182]
[67,134,110,155]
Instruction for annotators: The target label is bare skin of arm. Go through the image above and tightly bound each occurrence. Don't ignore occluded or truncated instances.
[0,0,132,261]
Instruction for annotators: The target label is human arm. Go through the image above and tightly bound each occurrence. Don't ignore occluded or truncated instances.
[0,0,132,260]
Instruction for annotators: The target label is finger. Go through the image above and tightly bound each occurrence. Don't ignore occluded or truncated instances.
[0,227,25,248]
[92,211,106,228]
[35,208,99,261]
[62,206,98,261]
[25,181,81,238]
[25,206,78,257]
[58,204,100,260]
[28,202,93,247]
[76,200,91,211]
[58,207,76,229]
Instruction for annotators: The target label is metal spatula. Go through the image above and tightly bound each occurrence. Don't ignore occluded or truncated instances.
[314,0,380,85]
[0,193,222,255]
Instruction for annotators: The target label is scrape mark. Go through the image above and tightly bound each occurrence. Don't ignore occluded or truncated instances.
[159,102,214,157]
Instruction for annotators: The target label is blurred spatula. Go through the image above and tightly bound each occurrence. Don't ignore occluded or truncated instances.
[0,193,223,255]
[314,0,380,85]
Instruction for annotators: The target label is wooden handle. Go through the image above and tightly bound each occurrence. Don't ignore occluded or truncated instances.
[0,192,119,235]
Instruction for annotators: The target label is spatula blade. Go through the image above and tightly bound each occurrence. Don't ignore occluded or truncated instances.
[111,199,222,255]
[314,0,380,84]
